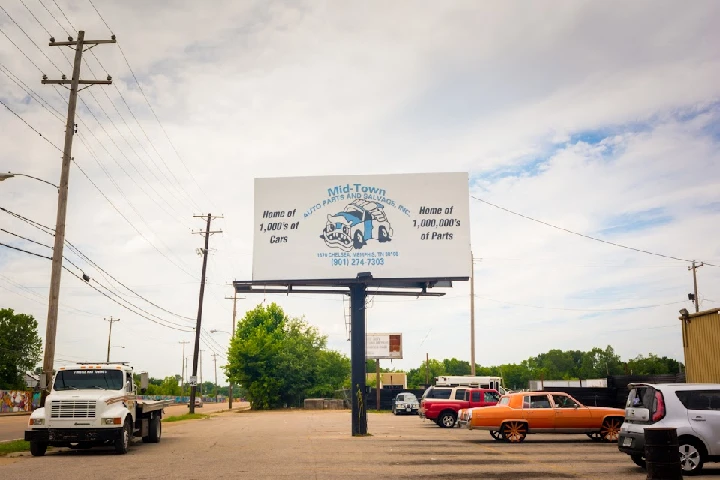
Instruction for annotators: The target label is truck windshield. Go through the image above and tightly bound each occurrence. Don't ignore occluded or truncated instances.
[54,370,124,391]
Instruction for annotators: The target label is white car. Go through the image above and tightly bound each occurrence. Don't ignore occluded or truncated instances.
[618,383,720,475]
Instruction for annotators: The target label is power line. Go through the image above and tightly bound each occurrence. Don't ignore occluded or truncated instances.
[50,0,74,33]
[84,56,198,215]
[0,25,46,73]
[474,295,687,312]
[75,92,191,226]
[70,155,198,279]
[0,239,195,332]
[1,206,196,324]
[85,0,214,211]
[0,63,65,122]
[471,195,717,267]
[36,0,70,36]
[0,98,63,152]
[0,5,65,74]
[19,0,51,37]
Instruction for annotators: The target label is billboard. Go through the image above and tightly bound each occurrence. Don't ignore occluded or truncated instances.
[366,333,403,359]
[252,173,470,281]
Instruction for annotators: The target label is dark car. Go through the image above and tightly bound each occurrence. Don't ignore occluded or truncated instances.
[392,392,419,415]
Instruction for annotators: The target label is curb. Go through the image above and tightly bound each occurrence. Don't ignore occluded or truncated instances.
[0,412,31,417]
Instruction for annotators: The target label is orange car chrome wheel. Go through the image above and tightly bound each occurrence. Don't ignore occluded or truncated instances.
[600,418,622,442]
[501,421,527,443]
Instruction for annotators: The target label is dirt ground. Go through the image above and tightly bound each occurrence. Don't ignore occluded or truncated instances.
[2,410,719,479]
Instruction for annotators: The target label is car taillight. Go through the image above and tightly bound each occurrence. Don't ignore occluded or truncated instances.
[652,391,665,422]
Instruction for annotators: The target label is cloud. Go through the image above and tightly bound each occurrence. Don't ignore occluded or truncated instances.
[1,0,719,383]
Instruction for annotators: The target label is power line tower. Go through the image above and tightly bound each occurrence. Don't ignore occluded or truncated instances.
[39,31,116,407]
[688,261,704,313]
[105,317,120,362]
[189,214,222,413]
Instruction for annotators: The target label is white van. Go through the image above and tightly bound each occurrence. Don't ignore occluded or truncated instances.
[618,383,720,475]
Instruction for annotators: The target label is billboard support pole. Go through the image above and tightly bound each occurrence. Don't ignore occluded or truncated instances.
[350,283,368,435]
[376,359,381,411]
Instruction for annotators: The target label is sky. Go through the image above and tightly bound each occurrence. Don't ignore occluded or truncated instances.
[1,0,719,385]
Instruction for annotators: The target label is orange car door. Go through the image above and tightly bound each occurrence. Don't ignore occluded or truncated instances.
[552,394,588,430]
[521,394,555,430]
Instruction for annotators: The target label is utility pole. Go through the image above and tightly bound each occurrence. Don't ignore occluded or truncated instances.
[470,251,476,376]
[189,214,222,413]
[39,31,115,406]
[105,317,120,362]
[688,261,704,313]
[199,349,204,397]
[425,352,429,387]
[179,341,190,390]
[224,292,244,408]
[212,353,219,403]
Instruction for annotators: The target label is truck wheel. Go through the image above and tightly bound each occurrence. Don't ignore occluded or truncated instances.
[147,414,162,443]
[438,411,456,428]
[353,231,364,249]
[30,441,48,457]
[378,226,390,242]
[490,431,502,441]
[114,419,131,455]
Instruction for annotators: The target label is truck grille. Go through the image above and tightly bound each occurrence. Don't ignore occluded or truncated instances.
[50,401,96,419]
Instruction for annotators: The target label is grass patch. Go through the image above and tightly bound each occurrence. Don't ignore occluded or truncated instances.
[0,440,30,455]
[163,413,209,423]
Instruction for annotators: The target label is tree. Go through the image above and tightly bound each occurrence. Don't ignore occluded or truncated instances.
[224,303,350,409]
[443,358,471,376]
[0,308,42,389]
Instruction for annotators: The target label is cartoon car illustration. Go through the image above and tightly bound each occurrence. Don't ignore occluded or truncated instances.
[320,199,393,251]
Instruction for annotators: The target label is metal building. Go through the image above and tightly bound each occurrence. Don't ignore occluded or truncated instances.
[680,308,720,383]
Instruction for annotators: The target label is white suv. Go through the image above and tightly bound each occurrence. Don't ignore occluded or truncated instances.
[618,383,720,475]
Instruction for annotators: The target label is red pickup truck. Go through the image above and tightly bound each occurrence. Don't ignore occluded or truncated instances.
[420,386,500,428]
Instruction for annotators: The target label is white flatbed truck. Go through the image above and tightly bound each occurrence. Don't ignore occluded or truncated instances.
[25,362,171,456]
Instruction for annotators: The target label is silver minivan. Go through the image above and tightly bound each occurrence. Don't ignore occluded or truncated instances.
[618,383,720,475]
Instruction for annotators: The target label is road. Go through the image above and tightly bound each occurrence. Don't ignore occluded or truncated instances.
[0,401,234,442]
[4,410,719,479]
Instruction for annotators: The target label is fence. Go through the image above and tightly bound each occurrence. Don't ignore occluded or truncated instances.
[541,374,686,409]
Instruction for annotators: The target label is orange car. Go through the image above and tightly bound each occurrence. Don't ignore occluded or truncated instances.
[467,391,624,443]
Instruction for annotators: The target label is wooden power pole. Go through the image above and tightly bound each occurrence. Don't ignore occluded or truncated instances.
[105,317,120,362]
[189,214,222,413]
[689,261,704,313]
[39,31,115,406]
[224,292,244,409]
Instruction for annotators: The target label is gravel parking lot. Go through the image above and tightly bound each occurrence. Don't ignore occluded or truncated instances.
[2,410,718,479]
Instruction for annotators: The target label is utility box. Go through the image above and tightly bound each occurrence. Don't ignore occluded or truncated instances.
[681,308,720,383]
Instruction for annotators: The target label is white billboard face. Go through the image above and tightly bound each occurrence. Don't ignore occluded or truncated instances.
[366,333,403,360]
[252,173,470,281]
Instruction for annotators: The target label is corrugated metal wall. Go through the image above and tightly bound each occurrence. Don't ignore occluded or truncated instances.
[682,310,720,383]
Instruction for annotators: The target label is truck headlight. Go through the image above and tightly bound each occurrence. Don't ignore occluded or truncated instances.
[102,418,122,425]
[29,418,44,426]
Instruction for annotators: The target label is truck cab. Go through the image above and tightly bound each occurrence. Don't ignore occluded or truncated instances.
[25,362,168,456]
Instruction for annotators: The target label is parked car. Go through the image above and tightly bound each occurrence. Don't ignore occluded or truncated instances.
[194,398,203,408]
[391,392,419,415]
[420,386,499,428]
[619,383,720,475]
[465,391,625,443]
